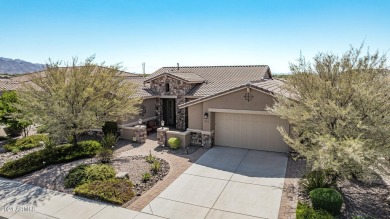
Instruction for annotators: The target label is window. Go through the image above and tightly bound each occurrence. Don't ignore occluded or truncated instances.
[165,83,170,92]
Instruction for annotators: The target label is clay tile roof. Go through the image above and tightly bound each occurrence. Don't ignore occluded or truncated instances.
[0,79,21,91]
[148,65,271,97]
[124,76,158,98]
[144,72,205,83]
[178,78,292,109]
[169,72,205,83]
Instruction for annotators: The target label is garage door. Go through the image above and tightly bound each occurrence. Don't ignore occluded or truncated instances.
[214,112,289,152]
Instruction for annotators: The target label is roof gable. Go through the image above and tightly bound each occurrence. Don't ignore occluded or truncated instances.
[144,72,205,84]
[179,79,288,109]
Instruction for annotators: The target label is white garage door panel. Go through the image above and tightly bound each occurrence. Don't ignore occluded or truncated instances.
[215,112,289,152]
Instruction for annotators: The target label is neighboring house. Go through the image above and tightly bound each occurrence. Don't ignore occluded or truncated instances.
[0,79,20,95]
[120,65,291,153]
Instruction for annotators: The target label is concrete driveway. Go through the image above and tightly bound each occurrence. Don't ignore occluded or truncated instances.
[142,146,288,219]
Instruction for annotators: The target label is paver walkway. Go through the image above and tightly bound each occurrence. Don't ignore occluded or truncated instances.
[278,157,307,219]
[0,177,164,219]
[118,133,208,211]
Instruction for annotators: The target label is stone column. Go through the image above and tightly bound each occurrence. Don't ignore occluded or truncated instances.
[134,125,147,144]
[157,127,169,146]
[202,131,214,149]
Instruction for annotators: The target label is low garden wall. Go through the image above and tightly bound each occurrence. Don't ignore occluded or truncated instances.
[166,130,191,148]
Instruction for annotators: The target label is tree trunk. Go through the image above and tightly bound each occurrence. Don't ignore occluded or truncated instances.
[73,133,78,147]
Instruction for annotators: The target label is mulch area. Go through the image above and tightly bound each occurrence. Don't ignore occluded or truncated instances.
[16,158,97,193]
[0,146,44,167]
[296,165,390,218]
[111,155,170,196]
[338,178,390,218]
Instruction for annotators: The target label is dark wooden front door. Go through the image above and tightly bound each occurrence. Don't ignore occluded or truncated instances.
[162,98,176,127]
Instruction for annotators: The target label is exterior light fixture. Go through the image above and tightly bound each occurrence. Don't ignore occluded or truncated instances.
[244,82,254,102]
[138,118,143,125]
[161,120,165,127]
[203,112,209,119]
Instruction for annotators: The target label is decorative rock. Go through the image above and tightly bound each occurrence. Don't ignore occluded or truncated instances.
[115,172,129,179]
[386,195,390,204]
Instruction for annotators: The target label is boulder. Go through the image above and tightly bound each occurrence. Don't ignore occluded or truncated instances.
[115,172,129,179]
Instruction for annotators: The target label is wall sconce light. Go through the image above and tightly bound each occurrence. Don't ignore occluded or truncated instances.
[244,82,254,102]
[138,118,143,125]
[204,112,209,119]
[161,120,165,127]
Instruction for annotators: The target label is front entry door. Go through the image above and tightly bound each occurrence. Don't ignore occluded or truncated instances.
[162,98,176,127]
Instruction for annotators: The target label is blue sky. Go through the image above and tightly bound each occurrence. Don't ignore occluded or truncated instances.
[0,0,389,73]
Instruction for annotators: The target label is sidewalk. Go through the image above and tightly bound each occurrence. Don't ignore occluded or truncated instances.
[0,178,165,219]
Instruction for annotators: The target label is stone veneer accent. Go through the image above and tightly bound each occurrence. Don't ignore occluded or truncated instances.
[157,127,169,146]
[155,98,163,125]
[150,75,195,130]
[134,125,147,143]
[201,132,214,148]
[190,132,202,146]
[190,131,214,148]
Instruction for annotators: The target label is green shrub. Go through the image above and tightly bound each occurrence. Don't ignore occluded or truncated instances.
[74,179,134,205]
[300,170,336,192]
[168,137,181,150]
[142,172,151,182]
[98,148,113,163]
[145,151,156,164]
[3,134,49,152]
[64,164,115,188]
[102,121,119,136]
[310,188,343,215]
[0,136,8,141]
[11,148,20,154]
[296,202,334,219]
[151,160,161,174]
[0,140,102,178]
[4,123,23,137]
[36,125,48,134]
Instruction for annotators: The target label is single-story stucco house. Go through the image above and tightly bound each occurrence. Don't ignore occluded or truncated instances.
[1,65,291,153]
[119,65,291,153]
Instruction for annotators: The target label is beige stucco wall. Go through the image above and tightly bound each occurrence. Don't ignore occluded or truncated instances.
[166,131,191,148]
[187,88,276,131]
[120,127,136,140]
[117,98,157,125]
[188,102,203,130]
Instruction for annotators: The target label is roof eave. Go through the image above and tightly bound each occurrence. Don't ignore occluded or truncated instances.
[178,84,276,109]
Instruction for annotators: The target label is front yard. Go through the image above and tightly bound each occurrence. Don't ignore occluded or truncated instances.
[0,130,388,218]
[0,131,203,208]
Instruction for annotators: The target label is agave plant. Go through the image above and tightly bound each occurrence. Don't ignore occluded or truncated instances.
[99,133,118,163]
[101,132,118,149]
